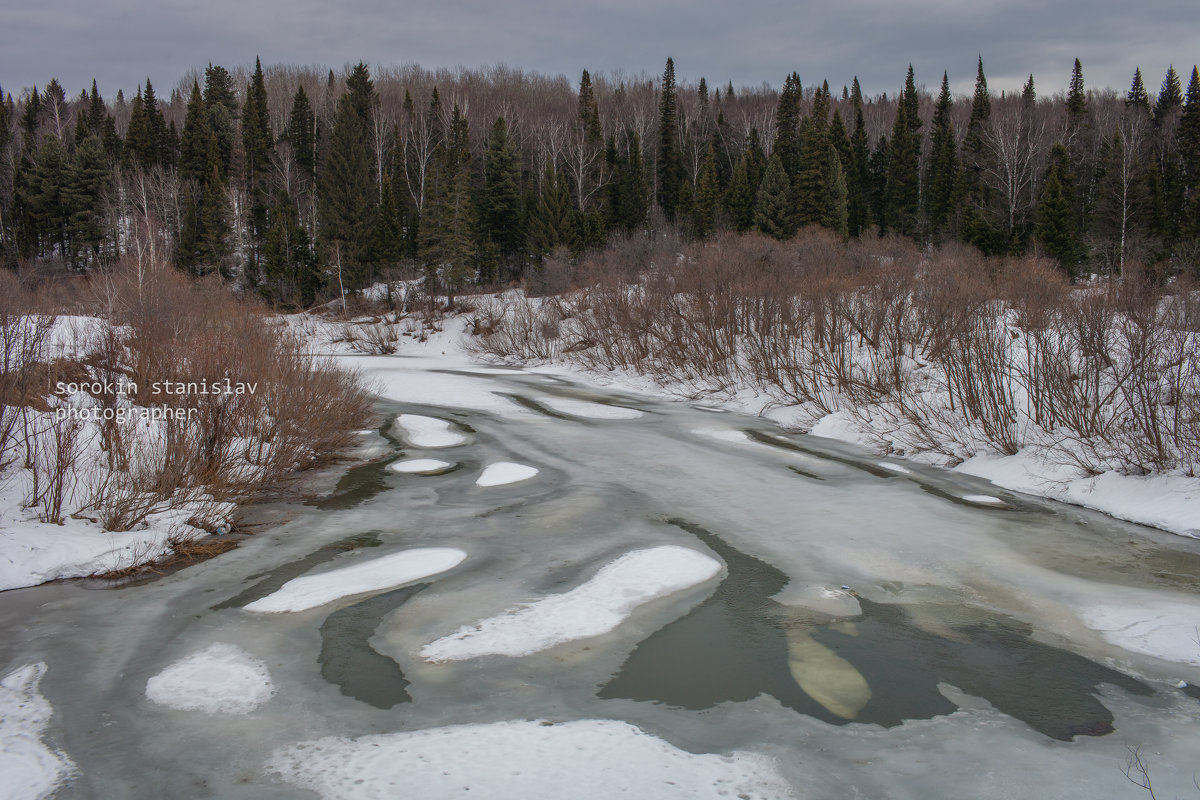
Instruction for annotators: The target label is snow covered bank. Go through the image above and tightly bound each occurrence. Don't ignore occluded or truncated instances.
[1081,598,1200,665]
[475,462,539,487]
[0,663,75,800]
[956,453,1199,538]
[391,414,468,448]
[267,719,794,800]
[244,548,467,613]
[422,546,722,660]
[144,643,275,714]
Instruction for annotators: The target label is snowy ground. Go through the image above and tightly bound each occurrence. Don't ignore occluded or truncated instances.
[421,546,723,661]
[267,719,794,800]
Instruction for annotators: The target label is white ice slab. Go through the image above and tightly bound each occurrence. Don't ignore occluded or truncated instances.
[878,462,912,474]
[389,459,454,474]
[267,719,794,800]
[245,548,466,613]
[145,643,275,714]
[539,397,643,419]
[422,546,722,660]
[475,462,539,487]
[392,414,468,447]
[961,494,1005,506]
[0,663,75,800]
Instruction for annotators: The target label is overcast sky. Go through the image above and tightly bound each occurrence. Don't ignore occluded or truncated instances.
[4,0,1198,102]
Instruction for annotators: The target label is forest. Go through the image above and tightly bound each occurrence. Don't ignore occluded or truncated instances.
[1,55,1198,305]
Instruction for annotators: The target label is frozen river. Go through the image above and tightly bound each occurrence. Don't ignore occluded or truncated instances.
[3,356,1200,799]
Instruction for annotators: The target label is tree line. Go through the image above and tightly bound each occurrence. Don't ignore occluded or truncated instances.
[0,55,1198,306]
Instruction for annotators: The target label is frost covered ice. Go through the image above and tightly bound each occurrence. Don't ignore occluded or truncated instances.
[267,719,794,800]
[0,663,74,800]
[960,494,1006,507]
[144,643,275,714]
[388,458,454,474]
[538,396,643,419]
[244,548,467,613]
[391,414,468,447]
[1081,598,1200,665]
[475,462,539,487]
[422,546,722,660]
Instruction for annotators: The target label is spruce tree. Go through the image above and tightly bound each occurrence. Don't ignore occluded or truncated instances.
[926,72,959,241]
[1127,68,1151,113]
[886,93,920,237]
[847,78,872,236]
[1155,66,1183,127]
[284,86,317,181]
[754,153,796,239]
[691,143,719,237]
[529,166,574,256]
[794,82,833,229]
[1036,144,1082,276]
[204,64,238,175]
[656,58,684,219]
[480,116,524,278]
[774,72,803,179]
[264,191,319,307]
[1179,66,1200,243]
[725,151,756,232]
[179,82,211,184]
[960,57,1001,252]
[1066,59,1088,121]
[319,71,375,289]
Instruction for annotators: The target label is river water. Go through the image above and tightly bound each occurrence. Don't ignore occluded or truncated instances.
[3,358,1199,799]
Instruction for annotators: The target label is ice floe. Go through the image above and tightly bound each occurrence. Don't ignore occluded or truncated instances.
[144,644,275,714]
[475,462,539,487]
[0,663,75,800]
[388,458,454,475]
[245,548,466,613]
[391,414,468,447]
[538,397,643,419]
[267,719,794,800]
[421,546,722,660]
[878,462,913,474]
[960,494,1006,506]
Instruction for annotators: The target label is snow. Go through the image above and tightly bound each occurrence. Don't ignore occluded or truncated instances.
[961,494,1006,506]
[391,414,468,448]
[0,663,74,800]
[267,719,794,800]
[1081,599,1200,665]
[421,546,722,660]
[336,352,536,417]
[957,452,1200,538]
[538,396,643,419]
[388,458,454,474]
[693,427,751,444]
[144,643,275,714]
[878,462,913,474]
[475,462,539,487]
[244,548,467,613]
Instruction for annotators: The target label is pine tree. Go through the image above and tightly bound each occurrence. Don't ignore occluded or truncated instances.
[847,78,872,236]
[925,72,959,241]
[774,72,803,179]
[901,65,921,137]
[124,88,154,169]
[319,71,375,289]
[264,191,319,307]
[1127,68,1151,113]
[204,64,238,175]
[63,135,110,266]
[725,151,756,232]
[960,57,1001,252]
[1066,58,1088,121]
[754,153,795,239]
[1036,144,1081,276]
[242,57,272,186]
[421,104,475,301]
[886,92,920,237]
[794,82,833,229]
[1179,66,1200,243]
[480,116,524,278]
[179,82,211,184]
[1154,66,1183,128]
[529,165,575,256]
[284,86,317,181]
[656,57,684,219]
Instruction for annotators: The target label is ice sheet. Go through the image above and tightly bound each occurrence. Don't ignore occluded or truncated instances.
[145,643,275,714]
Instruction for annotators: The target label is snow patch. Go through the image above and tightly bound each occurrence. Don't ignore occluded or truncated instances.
[145,643,275,714]
[421,546,722,660]
[1081,600,1200,665]
[244,548,467,613]
[475,462,539,487]
[388,458,454,475]
[267,719,794,800]
[0,663,75,800]
[538,397,643,419]
[961,494,1006,507]
[878,462,912,474]
[391,414,468,448]
[694,427,750,444]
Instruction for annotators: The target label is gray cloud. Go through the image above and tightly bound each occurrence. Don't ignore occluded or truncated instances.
[3,0,1197,101]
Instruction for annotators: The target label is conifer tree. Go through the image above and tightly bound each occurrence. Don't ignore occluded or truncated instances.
[480,116,524,278]
[529,166,574,256]
[421,104,475,301]
[1066,59,1088,121]
[1127,68,1151,113]
[656,58,684,219]
[960,57,1001,252]
[179,82,211,184]
[794,82,833,229]
[847,78,872,236]
[754,153,795,239]
[64,135,110,266]
[901,65,921,137]
[1179,67,1200,243]
[204,64,238,175]
[1154,66,1183,127]
[774,72,803,179]
[1036,144,1081,276]
[124,88,154,169]
[284,86,317,181]
[886,93,920,237]
[319,69,375,289]
[264,191,319,307]
[926,72,959,241]
[725,151,756,233]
